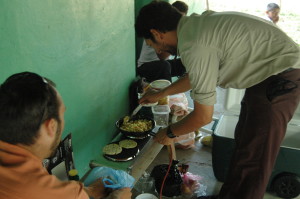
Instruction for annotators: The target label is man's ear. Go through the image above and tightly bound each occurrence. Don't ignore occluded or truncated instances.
[44,118,57,137]
[150,29,164,42]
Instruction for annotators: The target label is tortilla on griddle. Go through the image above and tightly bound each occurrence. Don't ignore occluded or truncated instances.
[119,139,138,149]
[103,143,122,155]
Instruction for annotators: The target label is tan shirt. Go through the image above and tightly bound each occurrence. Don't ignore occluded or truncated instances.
[0,141,89,199]
[177,11,300,105]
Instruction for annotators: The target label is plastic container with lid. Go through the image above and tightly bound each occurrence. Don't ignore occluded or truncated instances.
[151,105,170,127]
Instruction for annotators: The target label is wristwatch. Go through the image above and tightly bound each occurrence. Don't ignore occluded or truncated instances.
[166,125,177,138]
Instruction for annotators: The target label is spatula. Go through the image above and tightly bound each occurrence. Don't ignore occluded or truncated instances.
[131,102,158,118]
[131,104,143,117]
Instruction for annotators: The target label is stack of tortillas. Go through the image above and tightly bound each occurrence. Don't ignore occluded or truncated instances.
[103,139,138,156]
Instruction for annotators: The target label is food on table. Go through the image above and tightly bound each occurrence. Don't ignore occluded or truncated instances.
[119,139,138,149]
[201,135,213,147]
[102,143,122,155]
[158,97,169,105]
[120,116,152,132]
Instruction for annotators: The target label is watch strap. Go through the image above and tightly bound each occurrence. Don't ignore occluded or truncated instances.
[166,125,177,138]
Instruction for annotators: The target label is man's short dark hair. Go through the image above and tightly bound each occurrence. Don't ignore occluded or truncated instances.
[0,72,60,145]
[135,1,182,41]
[172,1,188,15]
[267,3,280,11]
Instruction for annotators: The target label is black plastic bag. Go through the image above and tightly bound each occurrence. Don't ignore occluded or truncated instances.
[150,160,183,197]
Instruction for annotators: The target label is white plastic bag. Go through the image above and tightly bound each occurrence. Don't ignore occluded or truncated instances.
[169,93,189,117]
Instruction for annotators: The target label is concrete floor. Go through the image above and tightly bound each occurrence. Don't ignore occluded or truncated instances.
[133,88,289,199]
[143,135,283,199]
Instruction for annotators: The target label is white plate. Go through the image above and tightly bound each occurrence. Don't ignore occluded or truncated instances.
[135,193,158,199]
[142,102,158,107]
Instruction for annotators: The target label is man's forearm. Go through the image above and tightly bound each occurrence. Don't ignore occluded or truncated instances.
[171,101,214,136]
[162,74,191,96]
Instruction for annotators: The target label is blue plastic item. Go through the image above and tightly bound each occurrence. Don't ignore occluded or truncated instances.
[83,166,135,189]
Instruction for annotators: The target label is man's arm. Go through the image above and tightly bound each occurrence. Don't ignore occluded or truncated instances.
[154,100,214,145]
[172,100,213,135]
[84,178,107,199]
[139,74,191,104]
[106,188,132,199]
[84,178,132,199]
[163,74,191,95]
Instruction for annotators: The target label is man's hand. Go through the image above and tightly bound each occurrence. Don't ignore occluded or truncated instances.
[140,74,191,106]
[154,127,174,145]
[84,178,108,199]
[139,88,164,104]
[107,188,132,199]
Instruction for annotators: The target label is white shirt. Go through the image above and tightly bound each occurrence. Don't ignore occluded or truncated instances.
[137,41,160,67]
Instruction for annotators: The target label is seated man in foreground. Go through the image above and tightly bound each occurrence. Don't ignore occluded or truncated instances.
[0,72,132,199]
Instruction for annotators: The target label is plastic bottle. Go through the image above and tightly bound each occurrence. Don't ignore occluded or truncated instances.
[68,169,80,181]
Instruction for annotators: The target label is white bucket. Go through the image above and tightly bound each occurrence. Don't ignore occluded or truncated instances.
[150,79,171,90]
[135,193,158,199]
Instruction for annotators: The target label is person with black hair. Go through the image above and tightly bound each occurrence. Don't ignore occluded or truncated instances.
[172,1,188,15]
[135,1,300,199]
[0,72,132,199]
[136,1,188,83]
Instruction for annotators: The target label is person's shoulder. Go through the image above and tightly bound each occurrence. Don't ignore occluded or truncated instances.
[200,10,216,16]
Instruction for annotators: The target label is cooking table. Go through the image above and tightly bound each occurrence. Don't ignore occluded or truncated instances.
[89,126,173,182]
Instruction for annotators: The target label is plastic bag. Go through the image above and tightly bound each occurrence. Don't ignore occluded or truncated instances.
[181,172,207,198]
[174,132,196,149]
[133,172,156,194]
[150,161,183,197]
[83,166,135,189]
[171,114,196,149]
[169,93,189,116]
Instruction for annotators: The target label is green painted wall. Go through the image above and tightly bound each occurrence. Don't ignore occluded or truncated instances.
[0,0,135,174]
[134,0,153,61]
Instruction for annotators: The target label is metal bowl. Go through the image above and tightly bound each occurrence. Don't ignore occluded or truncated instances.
[116,116,155,139]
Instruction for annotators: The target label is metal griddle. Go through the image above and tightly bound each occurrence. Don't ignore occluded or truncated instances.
[103,135,151,162]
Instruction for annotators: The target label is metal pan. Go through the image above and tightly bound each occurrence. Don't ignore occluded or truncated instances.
[116,116,156,139]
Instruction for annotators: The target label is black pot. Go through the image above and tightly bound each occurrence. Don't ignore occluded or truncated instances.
[116,116,156,139]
